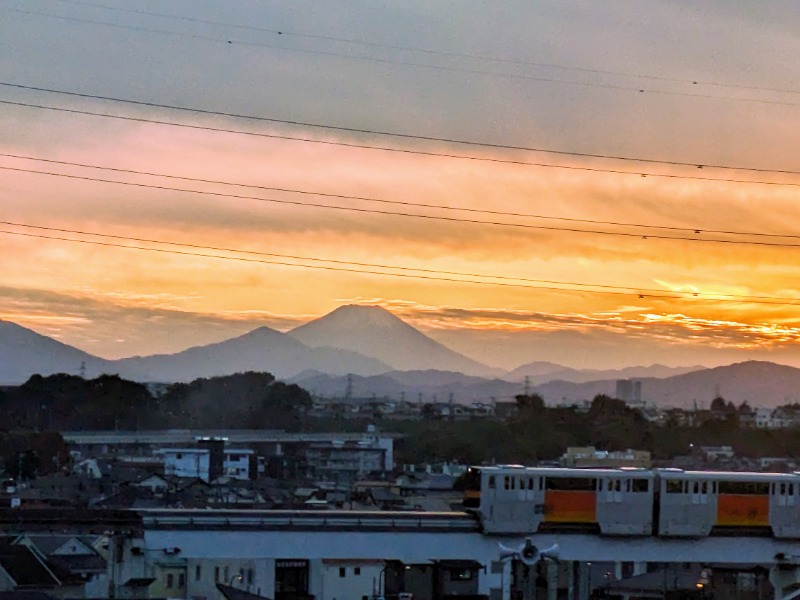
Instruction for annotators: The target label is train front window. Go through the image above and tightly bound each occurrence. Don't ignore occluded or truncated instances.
[631,479,649,493]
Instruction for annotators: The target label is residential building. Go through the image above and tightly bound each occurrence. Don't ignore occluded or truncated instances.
[159,448,255,482]
[560,446,652,469]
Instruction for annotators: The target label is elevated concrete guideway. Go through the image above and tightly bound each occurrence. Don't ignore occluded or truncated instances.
[139,509,800,563]
[4,509,800,598]
[62,429,403,446]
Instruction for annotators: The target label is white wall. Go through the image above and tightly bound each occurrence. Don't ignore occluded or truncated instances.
[144,530,504,600]
[318,562,384,600]
[163,451,210,481]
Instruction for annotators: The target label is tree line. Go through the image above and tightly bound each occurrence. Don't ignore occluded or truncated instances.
[0,372,312,432]
[394,394,800,465]
[4,374,800,472]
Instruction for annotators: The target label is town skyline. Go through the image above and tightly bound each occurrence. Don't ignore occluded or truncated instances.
[4,2,800,369]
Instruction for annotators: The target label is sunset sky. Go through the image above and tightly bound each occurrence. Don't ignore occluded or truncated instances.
[3,1,800,370]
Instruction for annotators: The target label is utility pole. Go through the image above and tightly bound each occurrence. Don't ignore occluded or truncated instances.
[345,374,353,401]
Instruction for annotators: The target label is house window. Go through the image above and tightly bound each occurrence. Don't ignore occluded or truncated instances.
[179,574,185,587]
[166,574,174,589]
[176,453,183,460]
[354,567,361,576]
[196,565,202,581]
[339,567,346,577]
[449,569,473,581]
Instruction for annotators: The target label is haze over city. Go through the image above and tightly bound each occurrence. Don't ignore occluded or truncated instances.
[4,1,800,370]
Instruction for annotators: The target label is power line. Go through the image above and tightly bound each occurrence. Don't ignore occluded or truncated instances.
[5,152,800,242]
[50,0,800,97]
[3,81,800,175]
[0,220,685,293]
[2,220,800,306]
[3,96,800,190]
[6,6,800,110]
[6,164,800,248]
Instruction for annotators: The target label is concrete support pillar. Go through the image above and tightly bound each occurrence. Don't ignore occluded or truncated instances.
[578,562,590,600]
[567,561,575,600]
[546,560,558,600]
[501,558,512,600]
[523,565,536,600]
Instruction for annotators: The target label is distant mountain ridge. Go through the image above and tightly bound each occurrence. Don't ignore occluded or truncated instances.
[0,320,113,384]
[506,361,704,385]
[4,312,800,408]
[293,361,800,409]
[111,325,391,382]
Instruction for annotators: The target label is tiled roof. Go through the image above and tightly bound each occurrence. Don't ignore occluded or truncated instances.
[0,546,59,587]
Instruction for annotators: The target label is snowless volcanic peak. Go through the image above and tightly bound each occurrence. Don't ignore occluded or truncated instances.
[289,304,495,376]
[291,305,425,344]
[323,305,409,327]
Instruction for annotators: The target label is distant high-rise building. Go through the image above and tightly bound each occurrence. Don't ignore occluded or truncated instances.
[616,379,642,403]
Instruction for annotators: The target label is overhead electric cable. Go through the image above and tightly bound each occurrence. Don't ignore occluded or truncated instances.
[2,91,800,186]
[5,152,800,241]
[4,164,800,249]
[5,7,800,109]
[0,220,693,293]
[2,221,799,306]
[6,101,798,189]
[46,0,800,97]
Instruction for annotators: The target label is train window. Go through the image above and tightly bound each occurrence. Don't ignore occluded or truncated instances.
[615,480,621,492]
[488,476,496,489]
[504,476,510,490]
[666,480,683,494]
[528,478,534,490]
[718,481,771,495]
[545,477,596,491]
[631,479,649,493]
[539,478,544,491]
[781,483,786,495]
[510,477,516,490]
[598,480,604,492]
[520,477,525,490]
[701,482,707,494]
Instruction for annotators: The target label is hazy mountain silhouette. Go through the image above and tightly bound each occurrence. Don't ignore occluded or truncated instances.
[4,313,800,408]
[530,361,800,408]
[506,361,703,385]
[289,305,500,376]
[0,320,113,384]
[290,369,519,403]
[292,360,800,409]
[111,326,391,382]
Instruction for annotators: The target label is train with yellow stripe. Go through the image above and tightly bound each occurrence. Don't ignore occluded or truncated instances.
[463,465,800,538]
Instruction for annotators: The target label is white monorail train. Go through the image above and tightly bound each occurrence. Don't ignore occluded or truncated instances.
[463,465,800,538]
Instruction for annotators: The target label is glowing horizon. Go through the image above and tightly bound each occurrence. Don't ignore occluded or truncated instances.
[3,2,800,370]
